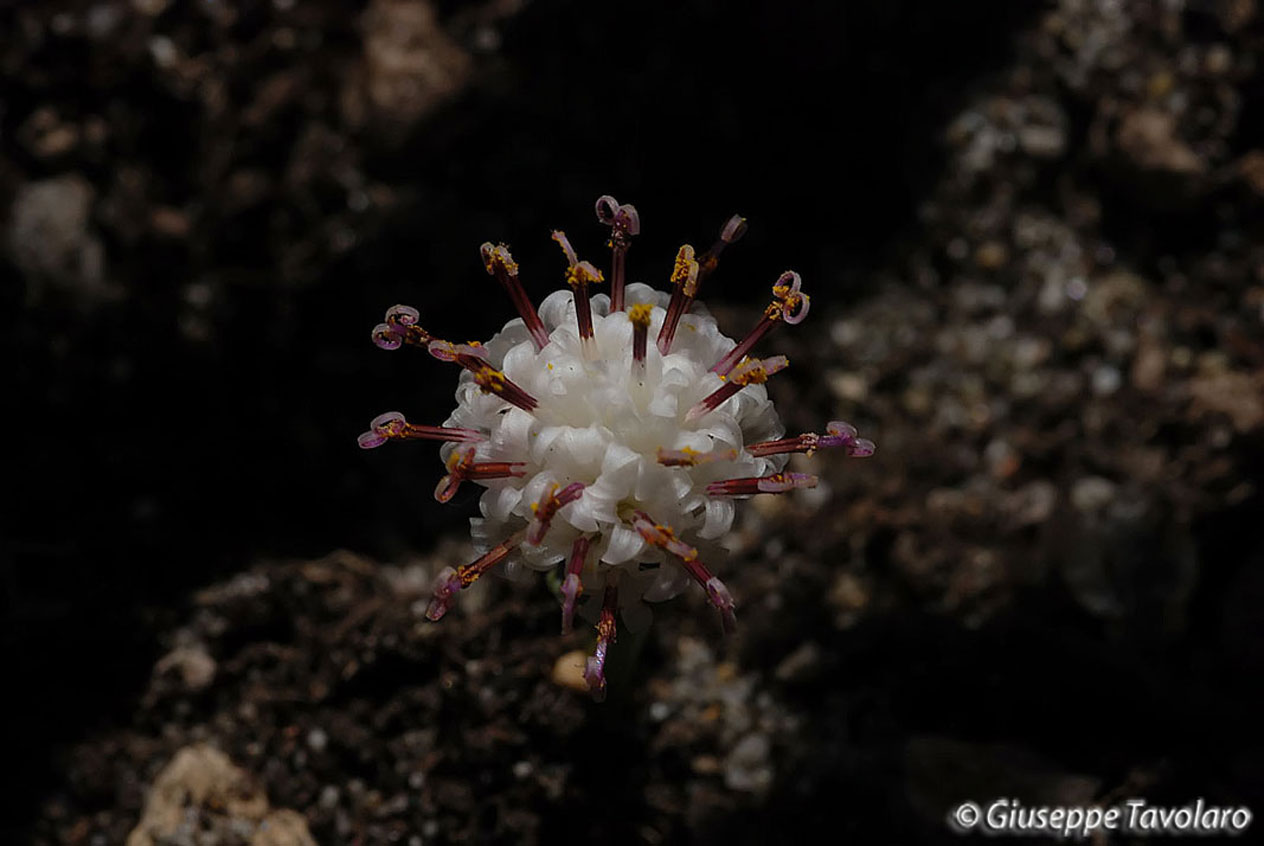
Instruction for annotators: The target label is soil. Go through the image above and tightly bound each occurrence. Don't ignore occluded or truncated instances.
[6,1,1264,844]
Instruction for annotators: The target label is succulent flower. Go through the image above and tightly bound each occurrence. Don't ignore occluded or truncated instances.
[360,196,874,700]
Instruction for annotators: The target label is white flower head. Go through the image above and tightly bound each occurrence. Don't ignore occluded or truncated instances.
[360,196,874,699]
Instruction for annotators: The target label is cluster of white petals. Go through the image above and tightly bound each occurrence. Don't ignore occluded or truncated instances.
[441,282,786,617]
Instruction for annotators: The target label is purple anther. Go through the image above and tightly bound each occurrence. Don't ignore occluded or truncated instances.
[817,421,876,457]
[371,411,407,432]
[584,578,619,702]
[560,535,590,634]
[425,566,462,621]
[704,577,738,635]
[372,323,403,350]
[719,215,747,245]
[385,303,421,330]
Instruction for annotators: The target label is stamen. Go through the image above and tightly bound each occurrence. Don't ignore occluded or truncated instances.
[746,420,876,458]
[656,214,745,356]
[427,344,539,412]
[426,340,490,364]
[480,243,550,350]
[705,471,819,497]
[434,446,526,503]
[628,303,652,378]
[584,571,619,702]
[695,214,747,287]
[629,510,736,634]
[820,420,877,456]
[685,355,789,423]
[527,481,586,546]
[655,445,738,467]
[595,195,640,313]
[560,534,590,635]
[357,411,485,449]
[372,304,433,350]
[425,530,525,621]
[710,271,810,376]
[470,363,539,412]
[552,230,604,356]
[656,245,699,355]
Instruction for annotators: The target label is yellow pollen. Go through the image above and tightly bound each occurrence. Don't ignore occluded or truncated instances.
[671,245,699,295]
[565,264,603,289]
[627,303,653,327]
[483,244,519,275]
[473,367,508,391]
[733,363,770,386]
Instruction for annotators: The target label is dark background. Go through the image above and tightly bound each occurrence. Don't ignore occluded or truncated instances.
[5,0,1264,843]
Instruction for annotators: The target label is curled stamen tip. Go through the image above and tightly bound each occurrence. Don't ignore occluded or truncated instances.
[720,215,748,244]
[784,292,810,324]
[596,196,641,235]
[825,420,858,441]
[774,270,801,292]
[372,323,402,350]
[425,566,462,621]
[385,304,420,327]
[704,576,737,635]
[616,204,640,235]
[848,438,876,457]
[819,421,875,456]
[371,411,406,431]
[359,411,406,447]
[595,195,619,223]
[770,271,810,324]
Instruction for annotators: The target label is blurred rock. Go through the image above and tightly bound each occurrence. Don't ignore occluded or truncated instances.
[1116,108,1205,175]
[8,175,108,303]
[126,745,314,846]
[342,0,473,140]
[151,645,217,693]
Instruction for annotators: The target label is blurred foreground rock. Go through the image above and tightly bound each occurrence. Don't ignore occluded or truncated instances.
[126,745,314,846]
